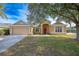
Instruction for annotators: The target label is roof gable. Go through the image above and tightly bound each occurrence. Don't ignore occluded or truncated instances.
[40,20,50,24]
[14,20,27,25]
[53,22,66,26]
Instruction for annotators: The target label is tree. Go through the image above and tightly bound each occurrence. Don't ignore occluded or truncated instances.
[28,3,79,40]
[0,4,7,19]
[27,3,49,23]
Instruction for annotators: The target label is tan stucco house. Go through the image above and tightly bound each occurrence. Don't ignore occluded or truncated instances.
[10,20,67,35]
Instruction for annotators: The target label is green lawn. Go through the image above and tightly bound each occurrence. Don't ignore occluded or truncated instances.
[1,35,79,56]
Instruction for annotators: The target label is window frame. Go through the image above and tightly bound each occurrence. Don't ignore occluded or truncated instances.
[55,26,62,32]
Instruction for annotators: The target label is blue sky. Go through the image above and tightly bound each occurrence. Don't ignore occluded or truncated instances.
[0,3,28,24]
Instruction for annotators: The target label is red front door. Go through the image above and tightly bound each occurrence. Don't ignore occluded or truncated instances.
[44,28,47,34]
[43,24,49,34]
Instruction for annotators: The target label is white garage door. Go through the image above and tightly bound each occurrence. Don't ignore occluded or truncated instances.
[12,26,31,35]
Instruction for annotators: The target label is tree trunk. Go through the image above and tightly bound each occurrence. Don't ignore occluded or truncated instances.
[69,22,72,33]
[76,24,79,40]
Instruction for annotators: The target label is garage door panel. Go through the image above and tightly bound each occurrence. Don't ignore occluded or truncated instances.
[12,26,31,35]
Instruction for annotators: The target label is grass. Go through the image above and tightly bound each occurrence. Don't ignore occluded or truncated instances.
[0,34,79,56]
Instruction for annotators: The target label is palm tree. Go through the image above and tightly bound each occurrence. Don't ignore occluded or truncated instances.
[0,4,7,19]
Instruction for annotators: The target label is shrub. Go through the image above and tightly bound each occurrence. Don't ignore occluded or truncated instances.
[0,29,5,35]
[3,28,10,35]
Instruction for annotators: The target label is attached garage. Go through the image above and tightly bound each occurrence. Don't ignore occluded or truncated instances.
[10,25,32,35]
[10,20,33,35]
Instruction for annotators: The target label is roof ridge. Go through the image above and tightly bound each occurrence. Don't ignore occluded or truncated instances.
[13,20,27,25]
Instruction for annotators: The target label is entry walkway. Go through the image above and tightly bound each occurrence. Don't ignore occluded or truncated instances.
[0,35,25,53]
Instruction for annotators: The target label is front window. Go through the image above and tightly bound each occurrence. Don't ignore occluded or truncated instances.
[55,26,62,32]
[36,28,39,32]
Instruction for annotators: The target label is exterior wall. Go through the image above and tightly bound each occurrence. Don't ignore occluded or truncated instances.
[50,25,54,34]
[63,26,67,32]
[10,25,13,35]
[10,25,33,35]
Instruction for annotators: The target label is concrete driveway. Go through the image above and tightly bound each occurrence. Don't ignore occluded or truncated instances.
[0,35,26,53]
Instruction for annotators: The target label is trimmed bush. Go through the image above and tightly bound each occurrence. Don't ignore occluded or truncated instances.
[3,28,10,35]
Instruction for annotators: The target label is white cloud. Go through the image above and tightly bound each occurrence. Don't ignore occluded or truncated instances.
[0,16,17,24]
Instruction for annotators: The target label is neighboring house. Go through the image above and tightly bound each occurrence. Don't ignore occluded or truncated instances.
[10,20,67,35]
[0,23,11,31]
[0,23,11,28]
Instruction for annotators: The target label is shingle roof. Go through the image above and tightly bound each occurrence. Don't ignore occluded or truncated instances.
[13,20,28,25]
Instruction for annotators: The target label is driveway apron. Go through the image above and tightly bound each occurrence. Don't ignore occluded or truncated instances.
[0,35,25,53]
